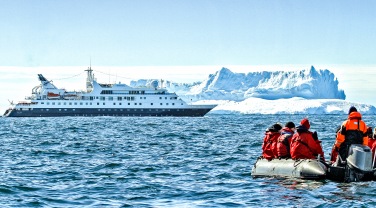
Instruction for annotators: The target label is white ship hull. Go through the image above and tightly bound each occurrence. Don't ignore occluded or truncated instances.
[4,67,217,117]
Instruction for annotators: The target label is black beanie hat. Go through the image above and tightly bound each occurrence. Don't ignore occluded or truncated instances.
[348,106,357,115]
[285,121,295,129]
[269,123,282,132]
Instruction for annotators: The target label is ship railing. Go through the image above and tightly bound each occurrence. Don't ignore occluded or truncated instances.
[25,96,36,100]
[17,102,38,106]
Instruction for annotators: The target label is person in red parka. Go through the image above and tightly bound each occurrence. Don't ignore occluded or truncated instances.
[276,121,296,158]
[370,127,376,159]
[367,127,375,150]
[290,118,325,161]
[262,123,282,160]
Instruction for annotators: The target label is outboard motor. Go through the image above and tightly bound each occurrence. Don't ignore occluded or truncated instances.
[345,144,373,182]
[328,144,374,182]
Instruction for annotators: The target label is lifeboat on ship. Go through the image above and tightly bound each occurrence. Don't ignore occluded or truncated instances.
[251,144,376,182]
[63,94,79,100]
[47,92,60,99]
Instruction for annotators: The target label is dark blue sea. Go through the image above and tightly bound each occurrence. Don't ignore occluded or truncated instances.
[1,114,376,207]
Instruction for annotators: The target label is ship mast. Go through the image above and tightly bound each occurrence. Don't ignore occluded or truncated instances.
[85,65,94,92]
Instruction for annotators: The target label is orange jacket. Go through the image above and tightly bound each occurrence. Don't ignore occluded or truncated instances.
[335,111,368,148]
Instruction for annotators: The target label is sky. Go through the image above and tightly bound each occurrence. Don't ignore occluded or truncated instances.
[1,0,376,112]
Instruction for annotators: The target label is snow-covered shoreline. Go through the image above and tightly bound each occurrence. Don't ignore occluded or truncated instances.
[194,98,376,115]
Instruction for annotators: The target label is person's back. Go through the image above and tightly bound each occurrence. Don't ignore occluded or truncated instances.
[262,123,282,160]
[334,107,368,161]
[276,122,295,158]
[290,118,325,160]
[370,127,376,158]
[367,127,375,149]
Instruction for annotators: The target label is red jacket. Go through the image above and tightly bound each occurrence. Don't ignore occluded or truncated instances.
[290,126,324,160]
[276,127,295,158]
[371,140,376,158]
[368,138,376,150]
[262,131,281,160]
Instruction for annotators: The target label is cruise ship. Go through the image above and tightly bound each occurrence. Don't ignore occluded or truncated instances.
[3,67,217,117]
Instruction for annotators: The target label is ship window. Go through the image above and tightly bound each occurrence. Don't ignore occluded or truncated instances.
[159,97,162,99]
[118,97,122,101]
[64,102,66,105]
[139,103,142,105]
[98,109,100,111]
[109,97,113,101]
[127,109,130,111]
[103,103,105,105]
[119,103,122,105]
[101,90,113,94]
[80,102,83,105]
[108,109,111,111]
[166,103,169,105]
[160,103,163,105]
[165,97,167,99]
[181,103,183,105]
[58,102,61,105]
[90,103,92,105]
[74,102,77,105]
[47,102,50,105]
[144,97,146,99]
[120,109,123,111]
[97,102,100,105]
[113,103,116,105]
[100,97,105,101]
[41,102,44,104]
[69,102,72,105]
[151,103,153,105]
[52,102,55,105]
[131,97,135,101]
[73,109,75,111]
[64,109,67,111]
[128,103,130,105]
[59,109,61,111]
[172,103,175,105]
[140,97,142,99]
[135,103,137,105]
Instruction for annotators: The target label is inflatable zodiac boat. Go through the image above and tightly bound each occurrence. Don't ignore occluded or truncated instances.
[251,157,327,180]
[252,144,376,182]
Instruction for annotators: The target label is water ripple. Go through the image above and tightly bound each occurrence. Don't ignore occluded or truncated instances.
[1,115,376,207]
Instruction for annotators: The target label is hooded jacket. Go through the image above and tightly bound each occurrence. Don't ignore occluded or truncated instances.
[335,111,368,148]
[276,127,295,158]
[290,125,324,160]
[262,131,281,160]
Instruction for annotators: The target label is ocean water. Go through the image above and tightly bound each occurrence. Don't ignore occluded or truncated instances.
[1,114,376,207]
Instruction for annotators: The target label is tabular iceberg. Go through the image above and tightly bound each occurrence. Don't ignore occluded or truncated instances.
[130,66,376,115]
